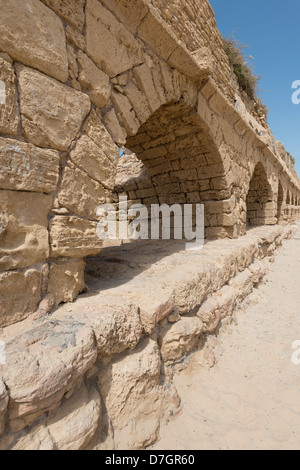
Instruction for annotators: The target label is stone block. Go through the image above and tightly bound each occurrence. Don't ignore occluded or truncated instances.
[0,269,42,327]
[0,138,60,193]
[0,190,52,271]
[102,0,148,35]
[69,135,116,190]
[56,165,106,220]
[41,0,85,30]
[47,384,101,450]
[4,320,97,423]
[0,58,18,135]
[111,91,139,136]
[133,64,161,113]
[86,0,143,77]
[50,216,103,258]
[65,24,85,50]
[125,81,151,124]
[0,380,8,436]
[98,337,162,449]
[48,259,86,307]
[77,51,111,108]
[91,301,143,357]
[17,66,91,151]
[159,316,203,363]
[0,0,68,82]
[138,8,177,61]
[104,109,127,146]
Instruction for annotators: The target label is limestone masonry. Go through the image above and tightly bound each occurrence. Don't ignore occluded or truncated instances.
[0,0,299,450]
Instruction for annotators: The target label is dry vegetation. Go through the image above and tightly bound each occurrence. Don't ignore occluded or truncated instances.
[223,36,268,119]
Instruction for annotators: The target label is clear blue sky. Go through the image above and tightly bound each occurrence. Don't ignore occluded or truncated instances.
[209,0,300,177]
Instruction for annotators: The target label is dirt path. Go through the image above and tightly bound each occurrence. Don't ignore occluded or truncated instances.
[153,223,300,450]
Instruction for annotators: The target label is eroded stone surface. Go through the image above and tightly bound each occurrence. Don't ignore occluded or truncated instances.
[0,190,52,271]
[0,0,68,82]
[3,320,97,425]
[97,337,163,449]
[90,301,143,357]
[77,51,111,108]
[0,138,60,193]
[50,216,103,258]
[47,384,101,450]
[102,0,148,35]
[0,269,42,328]
[0,380,8,436]
[104,109,127,146]
[0,58,18,135]
[0,424,55,451]
[159,316,204,363]
[83,109,120,163]
[48,259,86,307]
[41,0,85,30]
[70,135,116,190]
[17,66,90,151]
[0,226,295,448]
[56,165,107,220]
[86,0,143,77]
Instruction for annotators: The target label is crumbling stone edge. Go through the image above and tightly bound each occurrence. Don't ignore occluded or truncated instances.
[0,224,296,450]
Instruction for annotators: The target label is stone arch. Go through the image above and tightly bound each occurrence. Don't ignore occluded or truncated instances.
[283,189,291,222]
[246,162,275,226]
[277,181,284,224]
[291,191,297,222]
[119,93,235,239]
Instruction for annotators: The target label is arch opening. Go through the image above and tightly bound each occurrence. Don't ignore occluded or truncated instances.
[277,182,284,224]
[246,163,275,227]
[285,190,291,220]
[120,100,234,240]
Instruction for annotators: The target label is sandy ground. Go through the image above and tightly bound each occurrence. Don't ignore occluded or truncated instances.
[152,223,300,450]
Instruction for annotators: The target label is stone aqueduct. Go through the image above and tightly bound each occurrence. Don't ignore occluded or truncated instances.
[0,0,299,450]
[0,0,299,328]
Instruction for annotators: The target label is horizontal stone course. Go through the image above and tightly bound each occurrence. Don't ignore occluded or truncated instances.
[0,225,295,448]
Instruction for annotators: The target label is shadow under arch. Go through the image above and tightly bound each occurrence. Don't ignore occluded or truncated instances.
[285,189,291,220]
[246,162,275,227]
[122,98,234,239]
[277,181,284,223]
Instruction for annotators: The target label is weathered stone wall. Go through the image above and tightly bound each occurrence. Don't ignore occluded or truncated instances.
[0,225,296,449]
[0,0,299,358]
[0,0,300,450]
[149,0,235,101]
